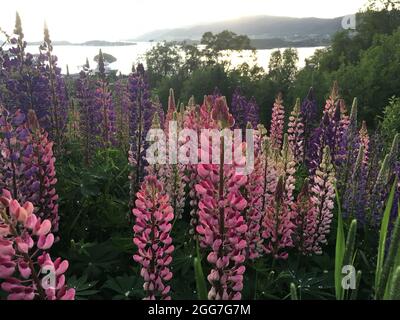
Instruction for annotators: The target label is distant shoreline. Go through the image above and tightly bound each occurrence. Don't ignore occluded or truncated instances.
[26,40,137,47]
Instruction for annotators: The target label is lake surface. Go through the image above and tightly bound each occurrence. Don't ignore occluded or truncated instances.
[22,42,324,75]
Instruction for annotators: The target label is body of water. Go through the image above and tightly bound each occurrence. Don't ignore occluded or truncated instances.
[21,42,324,75]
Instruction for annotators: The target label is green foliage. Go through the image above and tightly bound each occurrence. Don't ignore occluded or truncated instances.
[57,146,130,242]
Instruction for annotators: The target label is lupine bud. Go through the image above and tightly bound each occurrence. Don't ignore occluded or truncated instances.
[270,93,285,150]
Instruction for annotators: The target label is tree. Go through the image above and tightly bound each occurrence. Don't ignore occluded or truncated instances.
[94,52,117,65]
[268,48,299,94]
[367,0,400,10]
[145,42,183,86]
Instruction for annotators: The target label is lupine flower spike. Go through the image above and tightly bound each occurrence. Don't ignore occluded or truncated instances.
[308,146,336,254]
[288,98,305,164]
[270,93,285,151]
[196,97,247,300]
[132,176,174,300]
[0,189,74,300]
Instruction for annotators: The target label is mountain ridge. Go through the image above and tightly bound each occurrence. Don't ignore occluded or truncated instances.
[131,14,347,42]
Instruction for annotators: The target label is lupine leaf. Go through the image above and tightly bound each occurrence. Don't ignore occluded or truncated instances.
[335,187,345,300]
[375,177,398,298]
[194,257,208,300]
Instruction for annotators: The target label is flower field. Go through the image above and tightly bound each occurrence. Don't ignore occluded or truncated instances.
[0,14,399,301]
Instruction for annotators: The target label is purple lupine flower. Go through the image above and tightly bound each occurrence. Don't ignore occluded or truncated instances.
[342,146,368,224]
[231,88,247,131]
[0,107,31,202]
[300,87,317,145]
[76,70,101,165]
[94,81,117,148]
[306,97,348,174]
[368,154,391,227]
[94,50,116,147]
[306,112,335,174]
[39,25,69,148]
[247,97,260,129]
[113,78,130,151]
[128,64,158,205]
[337,99,360,193]
[231,88,260,132]
[0,107,59,231]
[0,15,52,130]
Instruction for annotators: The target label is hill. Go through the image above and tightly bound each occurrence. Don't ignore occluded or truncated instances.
[132,15,345,42]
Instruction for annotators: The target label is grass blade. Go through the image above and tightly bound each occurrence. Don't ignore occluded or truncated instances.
[193,240,208,300]
[380,215,400,299]
[350,270,362,300]
[374,177,398,298]
[335,186,346,300]
[290,283,298,300]
[388,267,400,300]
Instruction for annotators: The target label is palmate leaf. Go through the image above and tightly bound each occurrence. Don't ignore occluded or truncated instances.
[102,275,143,300]
[374,177,398,298]
[68,274,99,300]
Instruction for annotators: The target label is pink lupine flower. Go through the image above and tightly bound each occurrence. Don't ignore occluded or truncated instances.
[162,110,187,221]
[165,88,176,126]
[195,97,248,300]
[242,132,264,260]
[270,93,285,150]
[307,146,336,254]
[132,176,175,300]
[0,190,74,300]
[281,135,297,206]
[294,179,317,254]
[288,99,305,163]
[183,96,219,239]
[338,99,350,132]
[261,135,297,260]
[26,110,59,231]
[324,81,339,117]
[262,176,295,260]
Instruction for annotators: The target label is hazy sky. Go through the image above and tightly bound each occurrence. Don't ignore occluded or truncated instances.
[0,0,367,42]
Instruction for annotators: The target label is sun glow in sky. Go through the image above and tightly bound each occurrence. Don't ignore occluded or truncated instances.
[0,0,367,42]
